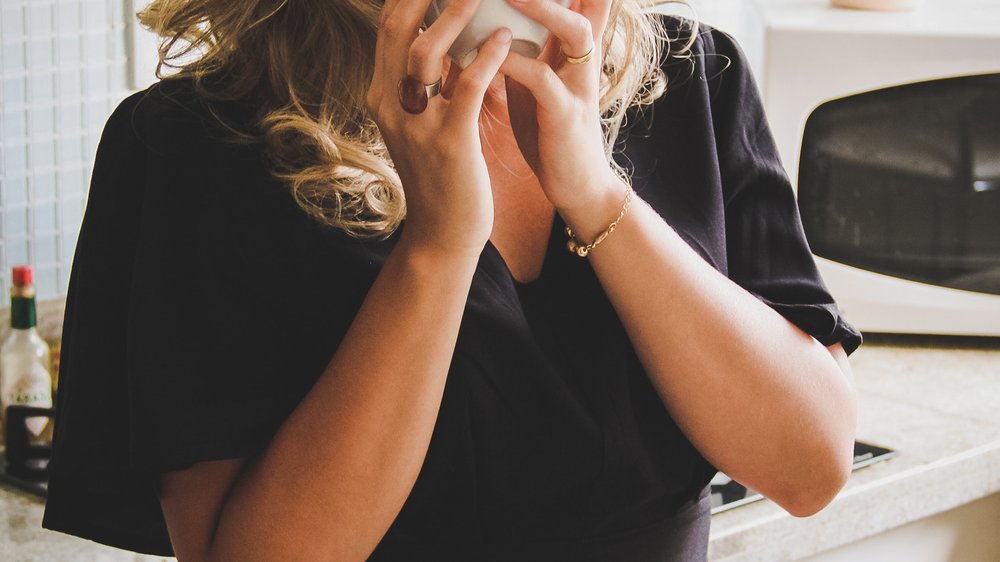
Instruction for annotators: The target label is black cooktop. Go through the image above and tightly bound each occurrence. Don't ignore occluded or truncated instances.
[2,441,899,511]
[710,440,897,514]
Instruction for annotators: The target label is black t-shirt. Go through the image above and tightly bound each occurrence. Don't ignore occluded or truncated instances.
[42,18,862,560]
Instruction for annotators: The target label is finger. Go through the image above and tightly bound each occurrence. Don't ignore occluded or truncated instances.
[441,58,461,101]
[498,49,568,114]
[504,0,594,62]
[408,0,483,85]
[446,27,514,125]
[576,0,614,44]
[379,0,435,81]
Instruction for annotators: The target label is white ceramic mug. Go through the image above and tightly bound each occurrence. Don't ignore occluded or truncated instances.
[424,0,573,68]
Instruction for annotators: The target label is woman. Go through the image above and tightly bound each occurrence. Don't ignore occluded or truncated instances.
[42,0,863,560]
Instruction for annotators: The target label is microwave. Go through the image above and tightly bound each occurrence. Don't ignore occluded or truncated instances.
[737,0,1000,336]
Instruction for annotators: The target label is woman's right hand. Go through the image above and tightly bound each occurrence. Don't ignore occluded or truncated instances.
[366,0,512,257]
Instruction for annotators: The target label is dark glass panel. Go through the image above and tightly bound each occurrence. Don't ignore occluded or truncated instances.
[798,73,1000,295]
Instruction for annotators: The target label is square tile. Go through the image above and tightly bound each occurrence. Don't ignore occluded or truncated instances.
[2,76,26,104]
[28,4,53,37]
[81,33,107,61]
[56,166,84,197]
[32,172,57,202]
[29,105,55,135]
[54,4,80,34]
[60,196,85,228]
[27,37,53,70]
[2,109,28,139]
[56,102,82,130]
[56,136,83,166]
[3,207,29,238]
[60,229,80,263]
[83,98,108,129]
[82,131,100,160]
[54,35,80,65]
[29,139,56,169]
[56,264,70,294]
[34,266,58,298]
[109,61,128,90]
[6,237,30,266]
[2,40,26,72]
[32,202,59,234]
[28,71,55,101]
[4,142,27,175]
[81,64,108,95]
[2,7,25,40]
[82,0,109,31]
[110,0,124,23]
[33,235,58,265]
[3,176,29,205]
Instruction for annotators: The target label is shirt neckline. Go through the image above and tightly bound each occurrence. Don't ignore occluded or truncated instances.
[484,211,565,289]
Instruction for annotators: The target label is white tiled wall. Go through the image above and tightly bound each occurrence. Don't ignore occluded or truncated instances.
[0,0,131,300]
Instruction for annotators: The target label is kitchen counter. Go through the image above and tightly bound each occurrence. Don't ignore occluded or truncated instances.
[2,300,999,560]
[709,334,1000,561]
[0,481,169,562]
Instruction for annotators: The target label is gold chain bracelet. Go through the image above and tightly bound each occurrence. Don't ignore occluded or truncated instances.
[564,185,634,257]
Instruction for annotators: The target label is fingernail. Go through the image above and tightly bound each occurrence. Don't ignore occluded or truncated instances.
[495,27,512,43]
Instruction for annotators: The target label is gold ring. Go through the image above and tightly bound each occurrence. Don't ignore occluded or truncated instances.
[562,46,594,65]
[424,76,442,99]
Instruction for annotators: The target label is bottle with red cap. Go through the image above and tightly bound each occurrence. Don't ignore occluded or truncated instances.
[0,265,53,441]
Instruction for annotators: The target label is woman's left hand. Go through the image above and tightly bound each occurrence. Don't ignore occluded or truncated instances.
[499,0,622,214]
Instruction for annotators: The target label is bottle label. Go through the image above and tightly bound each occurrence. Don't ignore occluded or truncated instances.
[9,362,53,437]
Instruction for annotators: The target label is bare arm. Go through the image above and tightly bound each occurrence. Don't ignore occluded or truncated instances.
[159,237,481,561]
[559,182,858,518]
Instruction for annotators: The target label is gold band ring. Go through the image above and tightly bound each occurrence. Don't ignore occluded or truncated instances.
[562,46,594,65]
[424,76,443,98]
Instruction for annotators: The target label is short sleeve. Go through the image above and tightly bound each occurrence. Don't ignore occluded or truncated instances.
[121,84,326,472]
[706,27,863,356]
[44,81,366,555]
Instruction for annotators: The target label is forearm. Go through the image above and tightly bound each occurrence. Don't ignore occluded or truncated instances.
[211,234,481,560]
[559,179,858,516]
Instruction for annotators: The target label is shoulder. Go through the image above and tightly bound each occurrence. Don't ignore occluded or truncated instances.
[644,13,753,99]
[104,77,258,162]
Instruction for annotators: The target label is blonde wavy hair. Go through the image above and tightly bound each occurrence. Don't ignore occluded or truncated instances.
[137,0,698,240]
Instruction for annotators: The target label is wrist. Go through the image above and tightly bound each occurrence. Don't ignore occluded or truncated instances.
[556,175,632,246]
[395,229,485,269]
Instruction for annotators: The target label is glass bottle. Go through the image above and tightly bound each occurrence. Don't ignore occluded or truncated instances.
[0,265,53,441]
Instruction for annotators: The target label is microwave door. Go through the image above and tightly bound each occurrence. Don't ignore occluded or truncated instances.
[798,73,1000,335]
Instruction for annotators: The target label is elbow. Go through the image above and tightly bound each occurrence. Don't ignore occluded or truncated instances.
[779,444,853,518]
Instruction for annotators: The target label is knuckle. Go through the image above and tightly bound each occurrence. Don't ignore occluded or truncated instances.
[409,37,436,71]
[533,64,555,87]
[541,68,561,92]
[450,80,480,104]
[457,68,489,91]
[381,18,400,41]
[572,17,593,43]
